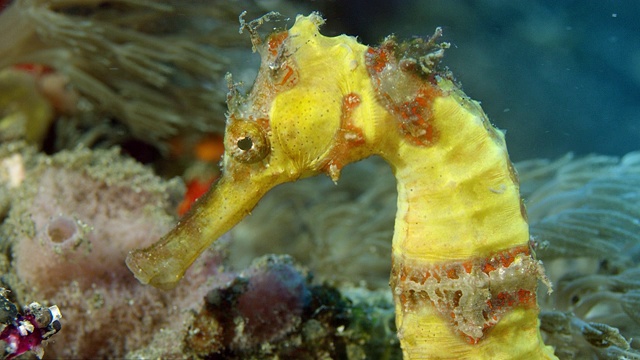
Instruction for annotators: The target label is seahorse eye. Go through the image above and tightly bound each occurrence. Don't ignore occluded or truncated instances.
[237,137,253,151]
[226,120,270,163]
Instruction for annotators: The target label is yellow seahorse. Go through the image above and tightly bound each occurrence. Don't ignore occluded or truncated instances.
[126,13,557,359]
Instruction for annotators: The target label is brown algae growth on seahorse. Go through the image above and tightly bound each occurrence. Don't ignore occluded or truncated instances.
[126,13,557,359]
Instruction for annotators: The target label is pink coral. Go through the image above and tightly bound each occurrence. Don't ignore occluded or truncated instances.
[12,163,172,294]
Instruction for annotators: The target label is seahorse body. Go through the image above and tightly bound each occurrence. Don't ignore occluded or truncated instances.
[126,13,557,359]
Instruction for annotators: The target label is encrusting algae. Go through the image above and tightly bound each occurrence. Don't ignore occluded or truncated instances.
[127,13,557,359]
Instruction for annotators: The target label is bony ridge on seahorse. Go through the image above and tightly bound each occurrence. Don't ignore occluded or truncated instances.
[126,12,557,359]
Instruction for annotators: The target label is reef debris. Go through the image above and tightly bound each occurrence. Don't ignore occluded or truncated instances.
[183,255,400,360]
[0,289,61,360]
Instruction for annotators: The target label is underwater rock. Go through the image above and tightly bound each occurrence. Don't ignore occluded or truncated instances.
[233,256,310,347]
[184,255,400,360]
[186,255,310,355]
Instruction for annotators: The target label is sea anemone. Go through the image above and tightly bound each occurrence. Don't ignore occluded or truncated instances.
[0,0,271,149]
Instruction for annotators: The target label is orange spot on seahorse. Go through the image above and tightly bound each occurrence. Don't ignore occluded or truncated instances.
[321,93,365,180]
[278,65,295,86]
[366,46,389,73]
[268,31,288,56]
[517,289,535,305]
[366,42,441,147]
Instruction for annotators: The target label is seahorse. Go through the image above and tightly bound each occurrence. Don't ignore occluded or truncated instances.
[126,13,557,359]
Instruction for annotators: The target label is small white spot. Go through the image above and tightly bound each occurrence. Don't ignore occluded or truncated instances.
[0,154,25,188]
[344,132,358,141]
[18,320,34,336]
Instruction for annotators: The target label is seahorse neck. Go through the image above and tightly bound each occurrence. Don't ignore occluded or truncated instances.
[373,83,530,264]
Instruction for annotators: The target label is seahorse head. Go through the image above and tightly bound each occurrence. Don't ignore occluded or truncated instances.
[126,13,375,289]
[222,13,375,188]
